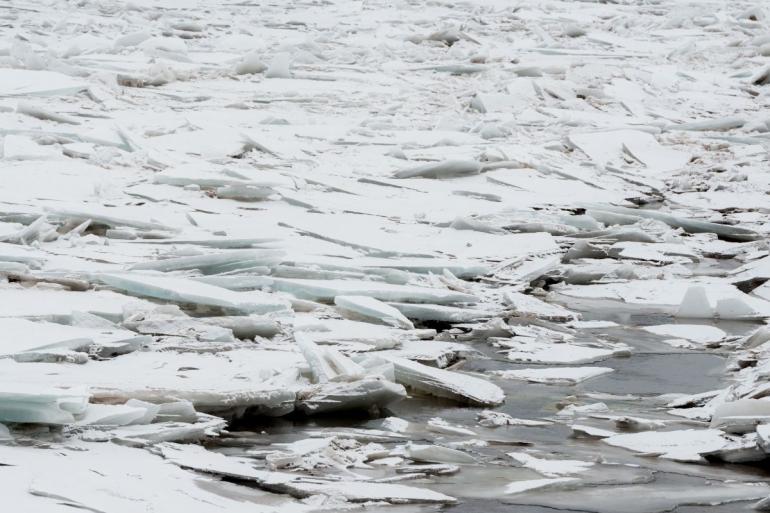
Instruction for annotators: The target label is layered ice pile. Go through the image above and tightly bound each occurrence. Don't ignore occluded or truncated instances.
[2,0,770,511]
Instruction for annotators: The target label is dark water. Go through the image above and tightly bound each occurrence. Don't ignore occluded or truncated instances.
[217,295,767,512]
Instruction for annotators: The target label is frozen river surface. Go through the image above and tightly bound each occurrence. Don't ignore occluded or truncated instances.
[1,0,770,511]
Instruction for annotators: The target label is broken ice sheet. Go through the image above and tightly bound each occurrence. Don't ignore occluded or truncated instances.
[501,337,628,365]
[492,367,614,385]
[4,0,770,509]
[570,130,690,173]
[603,429,737,463]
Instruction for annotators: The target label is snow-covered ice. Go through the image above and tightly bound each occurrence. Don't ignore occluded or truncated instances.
[2,0,770,510]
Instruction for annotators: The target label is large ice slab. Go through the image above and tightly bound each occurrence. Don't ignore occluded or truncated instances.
[98,273,290,314]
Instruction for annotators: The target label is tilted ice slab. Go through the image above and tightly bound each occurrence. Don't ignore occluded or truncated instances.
[294,334,407,413]
[730,254,770,284]
[392,159,482,179]
[0,384,89,424]
[296,378,407,415]
[153,165,293,189]
[97,273,291,314]
[252,277,478,305]
[0,242,46,268]
[335,295,414,329]
[44,205,178,233]
[0,69,88,97]
[0,286,150,321]
[508,452,594,477]
[0,318,147,356]
[384,356,504,406]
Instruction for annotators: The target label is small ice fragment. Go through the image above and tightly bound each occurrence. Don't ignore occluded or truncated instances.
[379,417,410,433]
[757,424,770,452]
[75,403,152,426]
